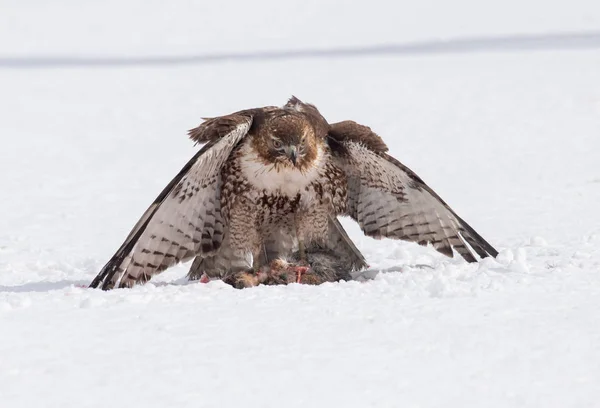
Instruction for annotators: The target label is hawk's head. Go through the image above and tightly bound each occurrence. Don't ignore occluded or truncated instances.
[252,105,326,171]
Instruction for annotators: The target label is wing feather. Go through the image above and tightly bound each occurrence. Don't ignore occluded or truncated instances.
[90,116,252,289]
[330,135,498,262]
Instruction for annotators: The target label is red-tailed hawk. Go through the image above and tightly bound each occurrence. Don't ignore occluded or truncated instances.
[90,97,498,290]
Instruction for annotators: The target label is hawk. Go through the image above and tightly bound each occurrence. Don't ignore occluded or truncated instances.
[90,97,498,290]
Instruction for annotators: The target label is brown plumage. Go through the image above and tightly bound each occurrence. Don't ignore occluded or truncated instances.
[221,249,355,289]
[90,96,497,290]
[218,230,365,288]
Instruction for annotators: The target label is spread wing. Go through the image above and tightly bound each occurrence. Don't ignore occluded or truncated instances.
[90,115,252,290]
[328,121,498,262]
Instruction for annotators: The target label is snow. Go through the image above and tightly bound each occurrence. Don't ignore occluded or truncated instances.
[2,1,600,407]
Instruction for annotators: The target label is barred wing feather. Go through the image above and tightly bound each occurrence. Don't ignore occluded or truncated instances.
[90,117,252,289]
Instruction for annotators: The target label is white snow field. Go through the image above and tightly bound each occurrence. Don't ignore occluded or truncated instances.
[2,1,600,407]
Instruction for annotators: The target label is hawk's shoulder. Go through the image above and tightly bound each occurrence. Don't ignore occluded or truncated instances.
[188,107,278,145]
[327,120,388,154]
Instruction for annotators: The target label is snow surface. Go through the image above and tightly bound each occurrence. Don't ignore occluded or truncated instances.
[2,1,600,407]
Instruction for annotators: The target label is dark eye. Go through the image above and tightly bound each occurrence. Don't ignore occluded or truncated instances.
[272,139,282,149]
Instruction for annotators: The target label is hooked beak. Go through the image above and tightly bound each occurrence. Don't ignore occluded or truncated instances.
[285,145,298,166]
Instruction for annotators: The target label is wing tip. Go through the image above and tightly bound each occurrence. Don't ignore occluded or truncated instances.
[455,215,499,262]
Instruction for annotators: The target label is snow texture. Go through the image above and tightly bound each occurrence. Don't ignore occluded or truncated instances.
[1,1,600,407]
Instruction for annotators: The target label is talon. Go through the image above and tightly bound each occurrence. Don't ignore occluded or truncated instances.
[199,273,210,284]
